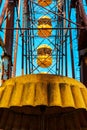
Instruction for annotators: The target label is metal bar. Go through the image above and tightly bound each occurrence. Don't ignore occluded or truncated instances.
[21,33,24,75]
[3,3,14,79]
[60,21,63,75]
[25,31,28,74]
[78,0,87,26]
[59,29,61,75]
[61,22,64,75]
[24,1,28,75]
[28,30,30,74]
[64,0,67,76]
[69,3,75,78]
[1,27,85,30]
[0,0,9,26]
[55,0,59,75]
[21,0,25,75]
[70,27,75,78]
[30,0,33,73]
[30,0,81,26]
[61,0,65,76]
[27,2,31,74]
[13,0,21,77]
[30,2,34,70]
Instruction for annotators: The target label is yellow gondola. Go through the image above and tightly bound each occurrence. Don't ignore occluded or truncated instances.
[38,0,52,7]
[37,44,52,68]
[38,16,52,38]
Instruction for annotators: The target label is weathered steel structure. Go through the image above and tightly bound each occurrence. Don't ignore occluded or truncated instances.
[0,0,87,130]
[1,0,87,83]
[0,0,83,81]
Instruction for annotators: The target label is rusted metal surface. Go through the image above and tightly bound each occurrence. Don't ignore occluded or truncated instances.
[0,0,9,26]
[77,0,87,26]
[82,62,87,87]
[2,2,15,82]
[13,0,21,77]
[0,0,2,6]
[73,0,87,87]
[24,0,28,9]
[71,0,77,7]
[78,30,87,50]
[76,0,87,50]
[4,3,14,56]
[0,108,87,129]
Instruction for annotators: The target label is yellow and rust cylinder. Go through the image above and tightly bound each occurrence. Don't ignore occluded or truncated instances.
[38,16,52,38]
[38,0,52,7]
[37,44,52,68]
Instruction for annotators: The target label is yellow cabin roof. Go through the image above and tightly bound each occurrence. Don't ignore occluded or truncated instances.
[37,44,52,50]
[38,16,51,20]
[0,74,87,115]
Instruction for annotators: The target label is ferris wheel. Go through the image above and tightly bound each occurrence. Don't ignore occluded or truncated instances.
[16,0,80,78]
[0,0,87,83]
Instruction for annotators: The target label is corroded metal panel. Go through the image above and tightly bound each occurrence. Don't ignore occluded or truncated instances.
[0,108,87,130]
[4,3,14,56]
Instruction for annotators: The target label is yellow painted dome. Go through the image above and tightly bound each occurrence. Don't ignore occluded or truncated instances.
[38,16,52,38]
[0,74,87,114]
[38,0,52,7]
[38,16,51,19]
[37,44,52,50]
[37,44,52,68]
[0,74,87,130]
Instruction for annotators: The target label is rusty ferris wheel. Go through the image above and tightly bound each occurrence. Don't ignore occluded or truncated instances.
[0,0,87,85]
[0,1,87,130]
